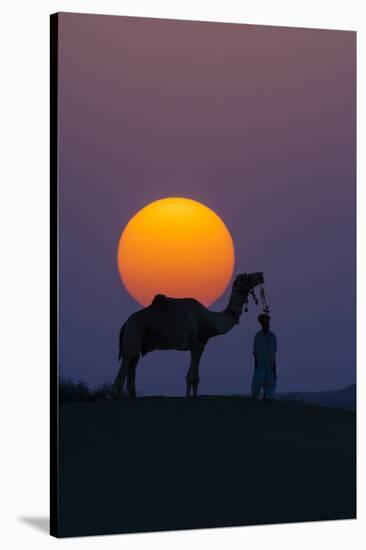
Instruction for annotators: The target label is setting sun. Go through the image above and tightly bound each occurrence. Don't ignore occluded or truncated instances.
[117,197,235,306]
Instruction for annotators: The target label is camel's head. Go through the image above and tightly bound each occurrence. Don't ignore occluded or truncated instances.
[234,272,264,294]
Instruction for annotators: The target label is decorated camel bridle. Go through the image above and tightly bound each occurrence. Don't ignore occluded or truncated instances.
[232,276,270,324]
[244,285,270,315]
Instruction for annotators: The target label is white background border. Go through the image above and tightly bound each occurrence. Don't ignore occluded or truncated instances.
[0,1,364,548]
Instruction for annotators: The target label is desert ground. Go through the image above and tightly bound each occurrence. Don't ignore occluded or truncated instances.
[58,396,356,537]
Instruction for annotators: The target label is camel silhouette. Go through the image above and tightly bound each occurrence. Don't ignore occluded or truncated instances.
[114,272,264,398]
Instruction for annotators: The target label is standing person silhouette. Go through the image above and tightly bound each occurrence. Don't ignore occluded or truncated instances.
[251,313,277,400]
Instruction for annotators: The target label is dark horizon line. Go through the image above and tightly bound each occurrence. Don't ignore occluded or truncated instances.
[59,374,356,394]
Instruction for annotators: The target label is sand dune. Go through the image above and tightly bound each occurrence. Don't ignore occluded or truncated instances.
[57,396,356,537]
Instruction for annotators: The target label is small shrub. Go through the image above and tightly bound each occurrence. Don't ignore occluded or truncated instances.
[58,377,145,402]
[59,377,91,403]
[88,383,116,401]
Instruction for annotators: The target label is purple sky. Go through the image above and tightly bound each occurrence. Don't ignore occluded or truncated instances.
[58,13,356,394]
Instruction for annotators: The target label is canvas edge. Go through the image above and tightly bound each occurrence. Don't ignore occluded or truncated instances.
[50,12,60,538]
[47,11,357,537]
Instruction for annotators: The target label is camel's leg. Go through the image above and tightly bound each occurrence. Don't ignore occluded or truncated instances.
[191,346,204,398]
[185,354,194,398]
[114,358,128,399]
[186,345,204,398]
[126,354,140,399]
[114,355,138,399]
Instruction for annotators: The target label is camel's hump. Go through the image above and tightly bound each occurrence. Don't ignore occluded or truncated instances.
[151,294,167,305]
[151,294,202,307]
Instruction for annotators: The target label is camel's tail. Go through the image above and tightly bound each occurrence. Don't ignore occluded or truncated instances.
[118,324,125,361]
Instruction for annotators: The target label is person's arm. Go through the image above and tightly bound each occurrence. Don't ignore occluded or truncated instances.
[253,352,258,369]
[273,360,277,378]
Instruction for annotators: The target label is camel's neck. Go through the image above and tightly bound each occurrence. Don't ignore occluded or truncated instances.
[226,283,249,320]
[208,284,249,337]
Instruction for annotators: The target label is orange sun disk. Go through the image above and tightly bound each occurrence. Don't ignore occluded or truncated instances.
[117,197,235,307]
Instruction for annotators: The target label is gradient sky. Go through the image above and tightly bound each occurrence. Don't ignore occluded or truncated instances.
[58,13,356,394]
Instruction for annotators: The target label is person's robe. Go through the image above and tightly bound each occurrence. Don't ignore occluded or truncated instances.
[251,329,277,398]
